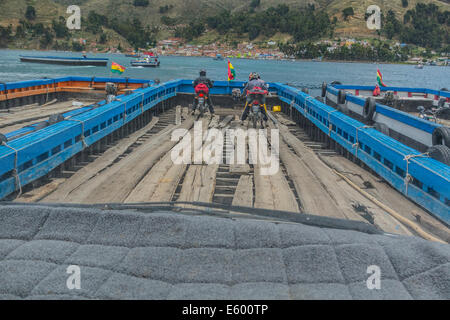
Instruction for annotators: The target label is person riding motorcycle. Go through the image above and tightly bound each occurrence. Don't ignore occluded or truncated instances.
[192,69,214,115]
[241,72,269,122]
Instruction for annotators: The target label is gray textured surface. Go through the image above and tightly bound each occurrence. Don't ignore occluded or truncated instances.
[0,205,449,300]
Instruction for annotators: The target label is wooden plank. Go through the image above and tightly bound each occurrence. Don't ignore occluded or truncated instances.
[74,118,194,204]
[232,175,253,207]
[178,165,219,203]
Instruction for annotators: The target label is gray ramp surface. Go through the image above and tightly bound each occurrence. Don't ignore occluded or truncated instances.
[0,205,449,300]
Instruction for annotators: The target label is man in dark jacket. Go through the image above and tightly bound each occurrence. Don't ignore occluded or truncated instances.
[192,69,214,115]
[241,72,269,121]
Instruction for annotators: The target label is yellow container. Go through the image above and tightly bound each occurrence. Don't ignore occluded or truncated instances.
[272,105,281,112]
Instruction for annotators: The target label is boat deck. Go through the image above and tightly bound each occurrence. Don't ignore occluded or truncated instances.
[10,105,449,243]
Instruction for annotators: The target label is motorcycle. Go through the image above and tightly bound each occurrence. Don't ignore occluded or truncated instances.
[417,103,449,123]
[194,91,209,117]
[247,89,268,129]
[193,83,212,117]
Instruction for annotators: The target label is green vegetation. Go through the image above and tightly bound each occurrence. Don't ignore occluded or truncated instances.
[159,5,174,14]
[250,0,261,9]
[342,7,354,21]
[0,0,448,63]
[384,3,449,49]
[133,0,149,7]
[84,11,157,50]
[25,6,36,21]
[205,5,333,42]
[279,41,410,62]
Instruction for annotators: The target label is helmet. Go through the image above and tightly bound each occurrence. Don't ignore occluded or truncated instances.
[249,72,258,81]
[200,69,206,76]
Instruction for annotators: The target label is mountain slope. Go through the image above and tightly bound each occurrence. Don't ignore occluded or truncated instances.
[0,0,448,39]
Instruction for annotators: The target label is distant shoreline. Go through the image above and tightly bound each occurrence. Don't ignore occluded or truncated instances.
[1,48,447,67]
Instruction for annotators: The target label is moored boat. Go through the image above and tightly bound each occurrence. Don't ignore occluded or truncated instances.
[131,56,160,67]
[20,55,108,66]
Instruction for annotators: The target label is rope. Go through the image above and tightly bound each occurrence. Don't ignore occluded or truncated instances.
[327,110,339,136]
[403,153,430,194]
[66,119,88,148]
[332,169,446,244]
[352,125,374,156]
[1,141,22,197]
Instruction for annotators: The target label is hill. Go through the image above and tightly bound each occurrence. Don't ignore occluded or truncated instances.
[0,0,448,50]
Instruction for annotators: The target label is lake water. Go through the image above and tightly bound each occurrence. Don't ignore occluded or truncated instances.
[1,49,448,96]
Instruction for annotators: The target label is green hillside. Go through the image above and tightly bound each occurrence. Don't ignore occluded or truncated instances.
[0,0,448,51]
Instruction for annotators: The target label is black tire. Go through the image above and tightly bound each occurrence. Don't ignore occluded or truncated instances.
[338,89,346,104]
[375,122,389,136]
[440,88,449,92]
[321,82,327,97]
[331,81,342,85]
[363,97,376,121]
[252,116,257,129]
[337,103,348,114]
[49,113,65,125]
[315,96,324,103]
[35,122,49,130]
[427,145,450,166]
[432,126,450,148]
[0,133,7,144]
[438,97,446,109]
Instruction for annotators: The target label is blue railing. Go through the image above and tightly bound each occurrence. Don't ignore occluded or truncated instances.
[0,77,179,200]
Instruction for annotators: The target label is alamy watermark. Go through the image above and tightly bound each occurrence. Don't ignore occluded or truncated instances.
[367,265,381,290]
[66,5,81,30]
[66,265,81,290]
[171,121,280,176]
[366,5,381,30]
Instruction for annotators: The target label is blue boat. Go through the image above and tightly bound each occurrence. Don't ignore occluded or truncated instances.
[20,55,109,66]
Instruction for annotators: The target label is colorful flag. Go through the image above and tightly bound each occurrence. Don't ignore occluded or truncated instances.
[111,62,125,75]
[227,59,235,81]
[377,69,387,87]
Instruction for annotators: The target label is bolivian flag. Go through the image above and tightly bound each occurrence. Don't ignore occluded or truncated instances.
[111,62,125,75]
[227,59,235,81]
[377,69,387,87]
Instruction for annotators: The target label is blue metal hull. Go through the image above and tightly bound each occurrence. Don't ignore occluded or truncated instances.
[0,77,448,224]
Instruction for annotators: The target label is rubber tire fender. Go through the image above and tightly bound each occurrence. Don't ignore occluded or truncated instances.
[0,133,7,144]
[437,97,446,109]
[432,126,450,148]
[363,97,376,121]
[315,96,324,103]
[337,103,349,115]
[427,145,450,166]
[302,88,309,94]
[375,122,389,136]
[331,81,342,85]
[49,113,65,125]
[338,89,346,104]
[321,82,327,97]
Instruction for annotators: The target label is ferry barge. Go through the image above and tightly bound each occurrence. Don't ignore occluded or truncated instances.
[0,77,448,233]
[20,55,109,66]
[322,83,450,162]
